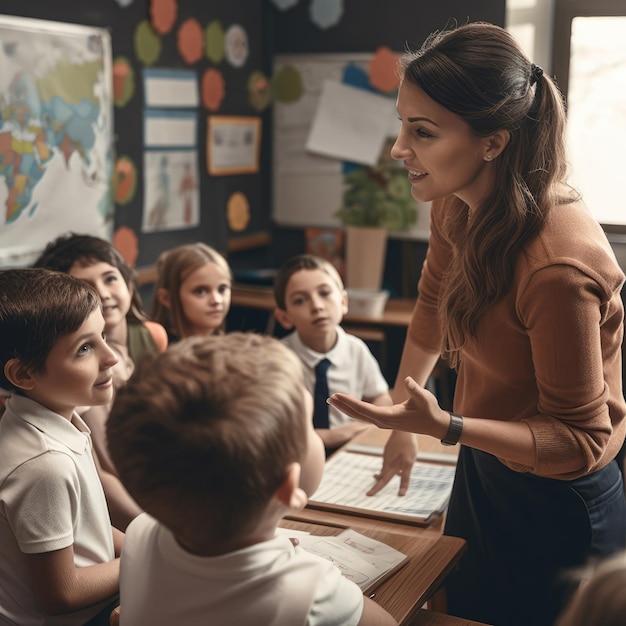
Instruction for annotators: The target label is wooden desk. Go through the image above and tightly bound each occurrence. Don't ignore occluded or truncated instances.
[231,283,416,327]
[279,517,465,626]
[284,428,465,625]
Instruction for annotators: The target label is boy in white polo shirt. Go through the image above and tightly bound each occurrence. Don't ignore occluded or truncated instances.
[0,268,122,626]
[274,254,392,453]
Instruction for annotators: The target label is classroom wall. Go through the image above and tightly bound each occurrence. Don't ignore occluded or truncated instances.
[0,0,506,277]
[270,0,506,54]
[265,0,507,295]
[0,0,273,268]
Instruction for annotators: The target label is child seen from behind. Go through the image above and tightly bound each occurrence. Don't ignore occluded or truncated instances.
[274,254,392,452]
[107,332,396,626]
[151,242,232,340]
[0,268,122,626]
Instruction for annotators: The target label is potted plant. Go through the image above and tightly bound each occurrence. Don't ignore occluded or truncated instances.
[335,164,418,231]
[335,157,418,290]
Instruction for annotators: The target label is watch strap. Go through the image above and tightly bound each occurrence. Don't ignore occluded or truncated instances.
[441,412,463,446]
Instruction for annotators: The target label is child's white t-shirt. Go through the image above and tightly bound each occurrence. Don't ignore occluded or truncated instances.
[119,513,364,626]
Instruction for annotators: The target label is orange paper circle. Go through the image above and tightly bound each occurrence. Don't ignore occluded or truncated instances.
[177,18,204,65]
[369,47,400,93]
[201,68,225,111]
[113,226,139,268]
[112,156,137,205]
[150,0,178,35]
[227,192,250,232]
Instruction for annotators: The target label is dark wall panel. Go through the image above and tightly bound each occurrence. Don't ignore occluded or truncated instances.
[270,0,506,54]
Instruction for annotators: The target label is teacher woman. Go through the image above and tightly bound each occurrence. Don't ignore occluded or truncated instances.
[329,21,626,626]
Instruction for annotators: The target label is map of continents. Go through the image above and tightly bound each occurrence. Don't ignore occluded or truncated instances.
[0,18,112,266]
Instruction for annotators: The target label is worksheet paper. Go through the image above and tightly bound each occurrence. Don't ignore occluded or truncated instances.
[309,451,456,524]
[276,527,407,593]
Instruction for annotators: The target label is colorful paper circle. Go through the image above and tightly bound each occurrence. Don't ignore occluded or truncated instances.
[227,192,250,232]
[177,18,204,65]
[369,47,400,93]
[112,156,137,205]
[225,24,249,68]
[273,64,303,103]
[112,57,135,107]
[202,68,225,111]
[205,20,225,64]
[113,226,139,268]
[248,71,271,111]
[134,20,161,66]
[150,0,178,35]
[309,0,344,30]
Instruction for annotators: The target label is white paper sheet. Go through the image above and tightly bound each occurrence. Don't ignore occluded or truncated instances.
[305,80,395,166]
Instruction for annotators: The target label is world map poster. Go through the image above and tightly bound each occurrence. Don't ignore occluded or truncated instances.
[0,15,113,267]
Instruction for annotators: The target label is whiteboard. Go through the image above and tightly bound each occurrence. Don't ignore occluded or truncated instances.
[272,53,430,240]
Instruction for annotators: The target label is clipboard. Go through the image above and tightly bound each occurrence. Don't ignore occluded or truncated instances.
[307,448,457,526]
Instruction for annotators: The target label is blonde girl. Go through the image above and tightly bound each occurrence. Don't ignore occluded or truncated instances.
[151,242,232,340]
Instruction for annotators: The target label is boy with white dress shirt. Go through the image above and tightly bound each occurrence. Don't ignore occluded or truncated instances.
[274,254,392,452]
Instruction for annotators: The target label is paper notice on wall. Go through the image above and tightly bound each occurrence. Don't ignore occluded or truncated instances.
[305,80,395,166]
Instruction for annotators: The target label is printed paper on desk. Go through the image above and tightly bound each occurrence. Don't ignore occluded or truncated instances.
[308,450,456,525]
[296,529,408,594]
[305,80,395,166]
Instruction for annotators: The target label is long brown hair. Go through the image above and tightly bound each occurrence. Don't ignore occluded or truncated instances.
[151,242,232,338]
[400,22,578,367]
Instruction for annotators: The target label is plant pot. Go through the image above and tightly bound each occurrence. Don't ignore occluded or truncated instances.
[344,226,388,290]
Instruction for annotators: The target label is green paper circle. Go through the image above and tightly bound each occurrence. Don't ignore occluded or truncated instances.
[273,64,303,103]
[134,20,161,66]
[205,20,225,64]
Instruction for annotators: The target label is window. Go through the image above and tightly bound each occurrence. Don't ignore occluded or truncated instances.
[553,0,626,231]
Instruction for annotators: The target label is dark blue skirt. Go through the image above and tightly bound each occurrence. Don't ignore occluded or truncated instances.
[443,447,626,626]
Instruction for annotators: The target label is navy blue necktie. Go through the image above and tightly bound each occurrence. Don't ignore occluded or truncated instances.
[313,358,332,429]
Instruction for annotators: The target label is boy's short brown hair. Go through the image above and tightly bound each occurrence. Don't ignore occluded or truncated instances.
[107,332,307,544]
[0,268,100,392]
[273,254,344,311]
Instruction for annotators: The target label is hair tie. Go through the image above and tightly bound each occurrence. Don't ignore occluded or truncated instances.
[530,63,544,86]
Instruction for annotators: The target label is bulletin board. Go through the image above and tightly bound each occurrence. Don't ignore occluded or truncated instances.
[272,53,431,241]
[0,0,273,271]
[0,15,113,267]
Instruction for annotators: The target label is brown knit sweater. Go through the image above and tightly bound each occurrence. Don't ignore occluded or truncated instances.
[410,198,626,480]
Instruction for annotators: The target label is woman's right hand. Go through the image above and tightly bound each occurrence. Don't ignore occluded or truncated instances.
[329,376,448,437]
[329,377,450,496]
